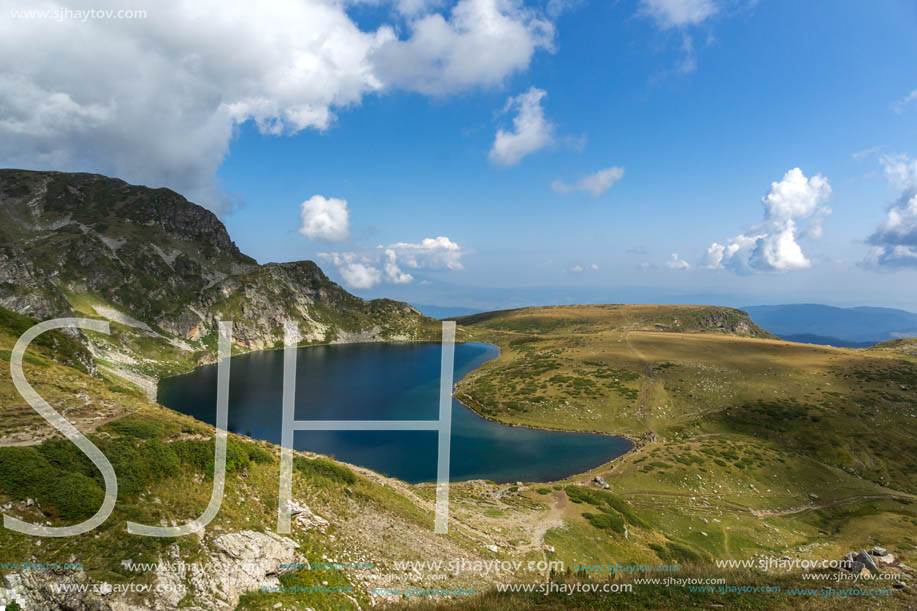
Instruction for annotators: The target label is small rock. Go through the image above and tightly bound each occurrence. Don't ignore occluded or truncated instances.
[2,573,22,589]
[855,550,878,573]
[484,544,498,553]
[870,547,888,556]
[808,493,819,500]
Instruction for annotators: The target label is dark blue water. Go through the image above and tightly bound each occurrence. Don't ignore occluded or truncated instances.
[158,342,632,483]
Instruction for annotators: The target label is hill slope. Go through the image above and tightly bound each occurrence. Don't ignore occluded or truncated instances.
[454,304,774,338]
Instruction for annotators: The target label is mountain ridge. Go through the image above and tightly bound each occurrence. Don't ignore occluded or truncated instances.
[0,169,439,391]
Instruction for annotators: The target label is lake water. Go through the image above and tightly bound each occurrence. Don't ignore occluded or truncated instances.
[158,342,632,483]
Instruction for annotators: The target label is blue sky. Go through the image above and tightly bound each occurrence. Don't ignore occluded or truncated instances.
[3,0,917,310]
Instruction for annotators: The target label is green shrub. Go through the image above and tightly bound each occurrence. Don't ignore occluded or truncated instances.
[565,485,648,528]
[583,511,625,534]
[0,349,50,367]
[665,541,704,564]
[105,416,179,440]
[294,456,357,485]
[536,488,551,495]
[648,543,668,560]
[0,446,105,521]
[247,444,275,465]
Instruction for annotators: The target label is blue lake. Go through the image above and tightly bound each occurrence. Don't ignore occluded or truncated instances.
[158,342,632,484]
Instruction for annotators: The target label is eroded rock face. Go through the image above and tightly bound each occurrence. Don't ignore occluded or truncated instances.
[153,530,302,610]
[1,530,303,610]
[1,569,142,611]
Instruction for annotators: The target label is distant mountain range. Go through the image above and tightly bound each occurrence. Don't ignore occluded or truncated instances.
[743,304,917,347]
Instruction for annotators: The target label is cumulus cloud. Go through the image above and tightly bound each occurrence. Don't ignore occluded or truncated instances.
[489,86,554,166]
[383,248,414,283]
[340,262,383,289]
[892,90,917,114]
[299,195,350,241]
[0,0,555,212]
[878,153,917,190]
[551,166,624,198]
[704,168,832,273]
[387,236,466,270]
[863,154,917,269]
[318,252,383,289]
[666,253,691,270]
[639,0,717,29]
[373,0,554,95]
[321,236,465,288]
[568,265,584,273]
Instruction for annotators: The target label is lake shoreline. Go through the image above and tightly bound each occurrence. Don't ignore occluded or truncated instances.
[158,338,635,483]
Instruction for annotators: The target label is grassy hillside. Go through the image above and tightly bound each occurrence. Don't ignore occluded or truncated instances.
[454,304,775,338]
[1,303,915,609]
[451,304,916,609]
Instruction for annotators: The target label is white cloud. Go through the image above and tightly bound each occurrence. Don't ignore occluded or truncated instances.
[387,236,466,270]
[704,168,832,273]
[864,154,917,269]
[383,248,414,283]
[489,86,554,166]
[879,153,917,190]
[666,253,691,270]
[551,166,624,198]
[0,0,555,212]
[372,0,553,95]
[639,0,717,29]
[340,262,383,289]
[299,195,350,241]
[321,235,465,288]
[852,145,884,161]
[567,263,599,273]
[318,252,382,289]
[892,90,917,114]
[676,34,697,74]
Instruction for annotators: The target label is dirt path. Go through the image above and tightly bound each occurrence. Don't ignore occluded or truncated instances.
[512,489,568,581]
[750,493,917,517]
[623,329,658,440]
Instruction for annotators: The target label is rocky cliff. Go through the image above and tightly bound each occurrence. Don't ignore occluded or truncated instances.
[0,170,438,390]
